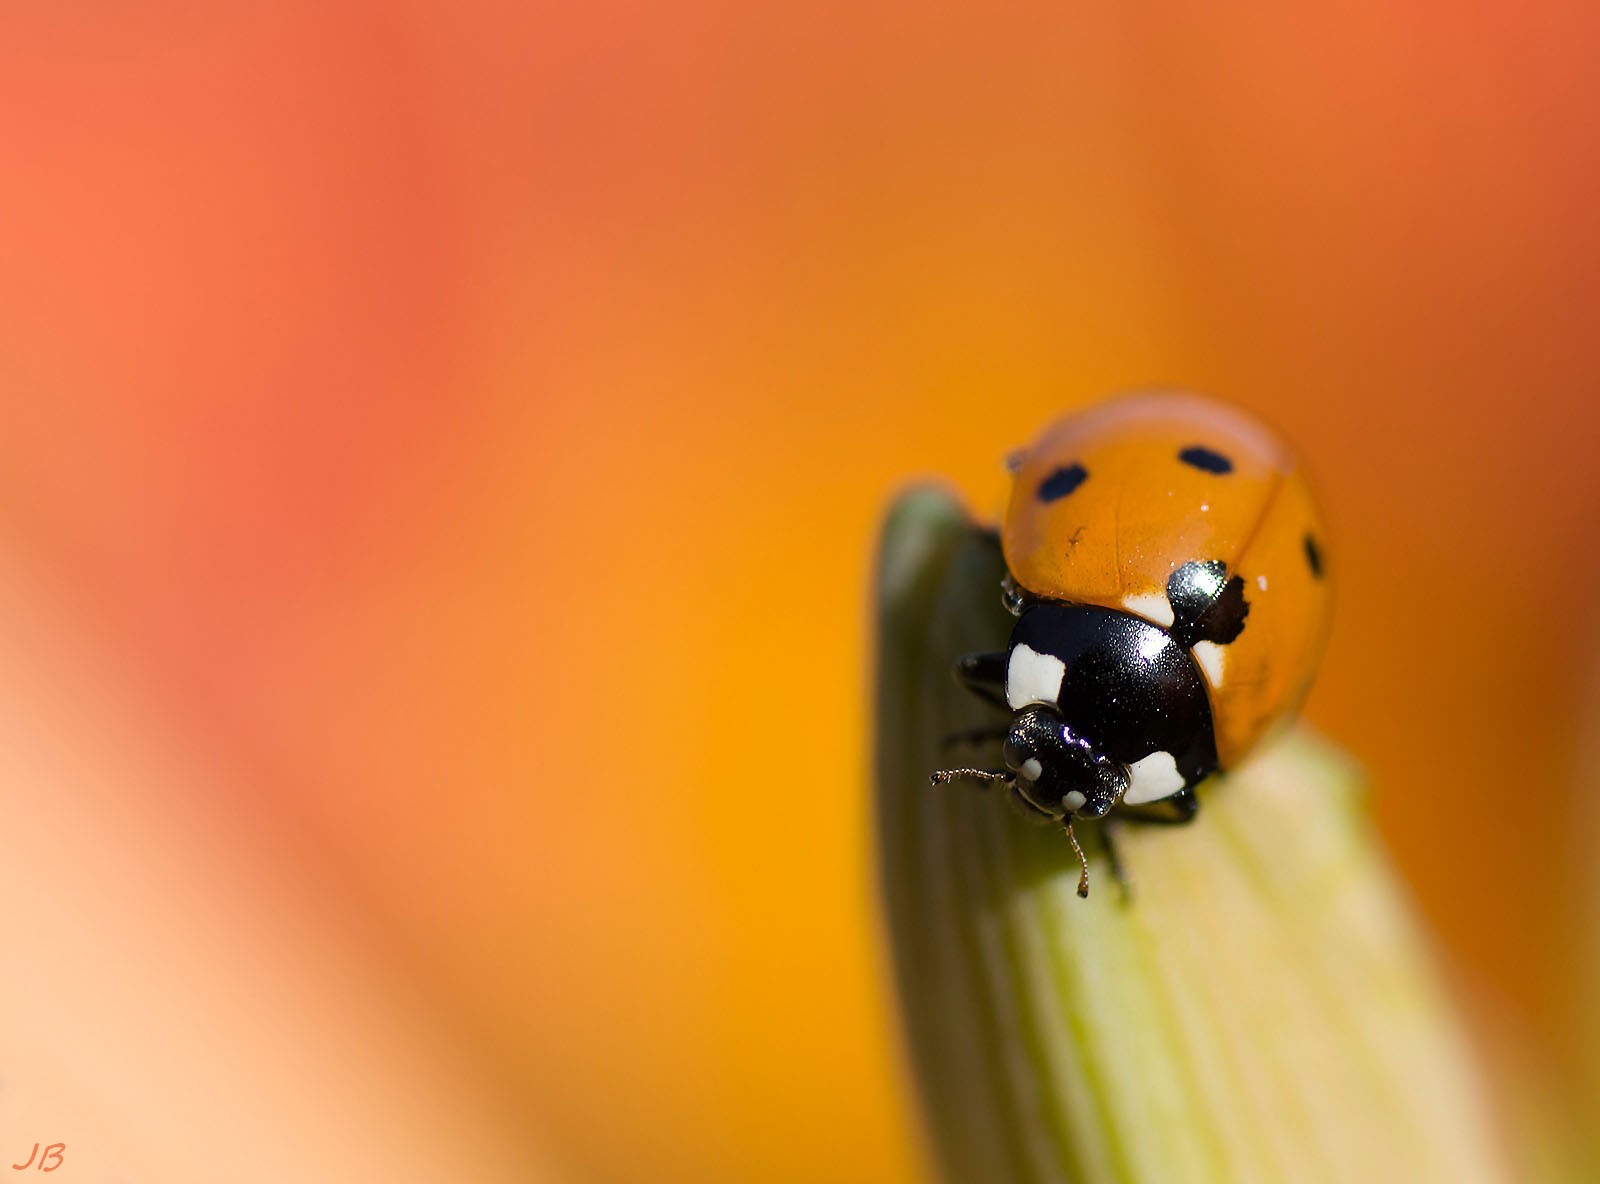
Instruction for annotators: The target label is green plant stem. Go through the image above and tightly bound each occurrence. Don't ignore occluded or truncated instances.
[875,486,1512,1184]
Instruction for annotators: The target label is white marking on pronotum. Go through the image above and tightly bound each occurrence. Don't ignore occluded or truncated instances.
[1257,574,1268,591]
[1192,640,1227,686]
[1021,758,1044,782]
[1121,591,1175,628]
[1006,643,1065,709]
[1123,751,1186,805]
[1062,790,1087,812]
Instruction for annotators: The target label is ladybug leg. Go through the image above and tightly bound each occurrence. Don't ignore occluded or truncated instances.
[939,723,1009,751]
[1097,788,1202,905]
[953,650,1009,711]
[1098,822,1135,905]
[1004,786,1059,824]
[1112,785,1201,825]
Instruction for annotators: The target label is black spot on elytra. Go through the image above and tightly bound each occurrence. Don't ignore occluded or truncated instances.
[1178,445,1233,474]
[1304,533,1324,579]
[1166,560,1251,649]
[1037,463,1088,503]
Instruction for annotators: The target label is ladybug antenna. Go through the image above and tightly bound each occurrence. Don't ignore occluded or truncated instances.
[1063,818,1090,898]
[929,768,1014,789]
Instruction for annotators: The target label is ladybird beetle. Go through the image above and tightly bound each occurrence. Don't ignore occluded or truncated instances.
[931,392,1332,895]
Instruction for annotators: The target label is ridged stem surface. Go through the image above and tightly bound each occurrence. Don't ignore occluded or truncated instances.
[875,487,1511,1184]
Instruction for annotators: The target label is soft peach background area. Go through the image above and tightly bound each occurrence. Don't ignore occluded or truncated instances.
[2,4,1597,1182]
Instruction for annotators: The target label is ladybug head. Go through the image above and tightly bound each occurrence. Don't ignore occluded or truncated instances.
[1002,705,1130,819]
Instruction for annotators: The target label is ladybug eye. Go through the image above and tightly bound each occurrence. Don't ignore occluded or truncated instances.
[1178,445,1233,474]
[1002,733,1028,767]
[1037,463,1088,503]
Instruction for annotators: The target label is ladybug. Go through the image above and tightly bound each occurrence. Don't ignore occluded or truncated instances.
[930,392,1332,895]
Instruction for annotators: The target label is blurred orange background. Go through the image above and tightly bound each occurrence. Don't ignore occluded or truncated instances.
[2,3,1598,1181]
